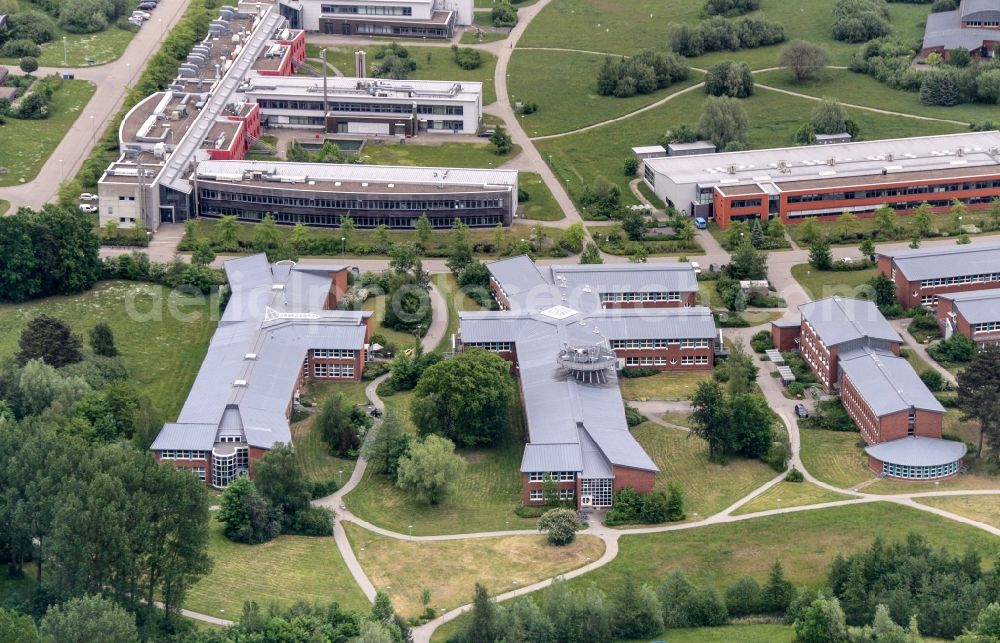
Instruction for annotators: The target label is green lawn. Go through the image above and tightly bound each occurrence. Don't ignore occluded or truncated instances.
[518,171,564,221]
[291,380,371,486]
[362,294,424,352]
[790,263,877,301]
[0,26,135,68]
[0,282,217,420]
[732,481,853,515]
[917,495,1000,530]
[314,44,498,104]
[508,49,703,137]
[566,502,1000,595]
[632,422,777,520]
[430,273,486,354]
[637,179,667,210]
[459,29,508,45]
[0,200,9,215]
[697,281,726,309]
[185,518,369,618]
[619,371,711,401]
[344,395,537,535]
[755,68,1000,126]
[0,78,96,187]
[360,141,520,169]
[536,87,965,212]
[647,624,796,643]
[518,0,929,65]
[799,428,873,490]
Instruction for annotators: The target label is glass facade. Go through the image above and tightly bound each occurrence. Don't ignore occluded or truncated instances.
[211,446,249,488]
[581,479,613,507]
[881,460,959,480]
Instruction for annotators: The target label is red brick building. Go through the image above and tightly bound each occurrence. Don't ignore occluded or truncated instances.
[463,256,718,510]
[877,243,1000,310]
[641,132,1000,228]
[251,28,307,77]
[151,254,372,488]
[936,288,1000,345]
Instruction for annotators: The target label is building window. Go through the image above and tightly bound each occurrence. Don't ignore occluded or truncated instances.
[211,447,249,488]
[466,342,512,352]
[882,460,958,480]
[559,489,575,501]
[528,472,544,482]
[580,478,613,507]
[314,363,355,378]
[160,449,208,460]
[529,489,543,501]
[191,467,206,482]
[312,348,356,358]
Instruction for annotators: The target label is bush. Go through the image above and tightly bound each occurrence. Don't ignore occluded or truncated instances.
[623,157,639,176]
[802,399,857,432]
[919,369,945,392]
[310,478,340,499]
[666,15,785,56]
[18,56,39,76]
[491,1,517,27]
[537,508,582,546]
[748,292,786,308]
[704,60,754,98]
[751,330,775,353]
[786,467,805,482]
[605,487,684,525]
[596,49,690,98]
[920,69,963,106]
[7,11,56,44]
[1,39,42,58]
[621,366,660,378]
[928,333,976,363]
[451,45,482,70]
[726,577,763,617]
[779,40,831,81]
[931,0,957,11]
[702,0,759,17]
[286,506,334,536]
[624,404,646,427]
[831,0,891,43]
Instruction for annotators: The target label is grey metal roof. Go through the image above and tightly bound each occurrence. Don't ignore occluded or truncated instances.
[865,436,967,467]
[152,254,370,453]
[486,255,552,311]
[150,423,218,450]
[550,263,698,296]
[521,444,584,473]
[839,350,945,416]
[879,243,1000,282]
[960,0,1000,20]
[772,318,800,328]
[923,9,1000,52]
[799,297,900,347]
[938,288,1000,324]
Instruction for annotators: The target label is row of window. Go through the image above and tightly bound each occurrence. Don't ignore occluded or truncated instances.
[920,273,1000,288]
[466,341,512,352]
[881,460,958,480]
[528,471,576,482]
[610,338,710,349]
[624,356,709,366]
[356,24,448,36]
[200,208,504,229]
[312,348,356,358]
[258,99,465,116]
[212,447,249,488]
[729,199,762,209]
[974,321,1000,333]
[921,295,938,307]
[188,467,207,482]
[219,436,243,444]
[199,190,504,212]
[314,363,355,378]
[529,489,575,501]
[321,4,412,16]
[785,196,997,220]
[600,291,682,302]
[787,181,1000,204]
[160,450,208,460]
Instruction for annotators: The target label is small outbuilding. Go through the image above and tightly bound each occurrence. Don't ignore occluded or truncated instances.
[667,140,716,157]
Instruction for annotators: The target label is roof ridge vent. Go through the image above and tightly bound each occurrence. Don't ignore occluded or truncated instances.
[233,379,248,386]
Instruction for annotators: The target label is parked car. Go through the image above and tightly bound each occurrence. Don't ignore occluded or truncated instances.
[78,193,98,201]
[477,129,495,138]
[694,216,707,229]
[131,10,150,19]
[136,2,156,10]
[690,261,702,274]
[78,204,98,213]
[794,403,809,419]
[128,17,144,26]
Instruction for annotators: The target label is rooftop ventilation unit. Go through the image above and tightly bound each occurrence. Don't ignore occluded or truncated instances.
[271,284,285,290]
[233,379,248,386]
[244,353,257,360]
[556,343,617,384]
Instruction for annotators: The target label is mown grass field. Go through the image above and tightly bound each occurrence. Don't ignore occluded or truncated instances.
[0,200,10,215]
[917,495,1000,529]
[314,44,498,104]
[0,26,135,67]
[509,49,704,136]
[632,422,777,520]
[518,0,929,65]
[362,294,424,351]
[536,87,966,211]
[0,79,96,187]
[619,371,711,401]
[790,264,877,301]
[799,428,873,489]
[185,519,368,617]
[732,481,853,515]
[361,141,521,169]
[290,414,361,486]
[0,282,217,420]
[430,273,487,354]
[345,523,604,617]
[518,171,564,221]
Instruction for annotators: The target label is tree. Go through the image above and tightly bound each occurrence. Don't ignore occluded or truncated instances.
[562,222,586,254]
[859,238,875,259]
[411,349,515,447]
[315,392,368,457]
[811,99,849,135]
[704,60,754,98]
[389,242,419,276]
[962,603,1000,641]
[214,214,239,251]
[762,560,796,615]
[537,508,582,546]
[340,214,356,248]
[666,482,686,521]
[19,56,38,74]
[911,203,933,238]
[490,125,513,155]
[396,434,465,505]
[950,198,968,233]
[726,576,763,617]
[361,407,411,479]
[779,40,830,81]
[957,344,1000,458]
[727,239,767,280]
[874,206,900,239]
[87,322,118,358]
[580,242,603,264]
[192,238,216,266]
[217,476,280,544]
[254,443,312,524]
[800,217,821,245]
[809,236,833,270]
[729,393,775,458]
[795,594,847,643]
[866,273,897,309]
[698,95,749,149]
[39,595,138,643]
[17,315,82,367]
[690,379,733,460]
[468,583,500,643]
[836,211,859,239]
[415,213,432,248]
[446,219,474,276]
[0,608,39,643]
[621,209,646,241]
[611,577,663,640]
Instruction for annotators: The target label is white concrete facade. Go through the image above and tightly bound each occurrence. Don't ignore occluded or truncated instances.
[295,0,472,32]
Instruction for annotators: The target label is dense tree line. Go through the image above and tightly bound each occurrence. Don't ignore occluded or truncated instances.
[701,0,759,18]
[831,0,891,43]
[595,49,689,98]
[101,252,227,295]
[666,16,786,57]
[704,60,754,98]
[0,205,101,303]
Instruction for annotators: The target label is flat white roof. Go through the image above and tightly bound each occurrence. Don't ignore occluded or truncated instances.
[241,75,482,102]
[195,159,517,187]
[646,131,1000,188]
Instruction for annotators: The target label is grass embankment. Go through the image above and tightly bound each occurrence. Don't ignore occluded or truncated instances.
[430,273,486,354]
[619,371,711,401]
[185,518,368,618]
[345,523,604,617]
[0,281,216,419]
[632,422,777,520]
[732,482,854,515]
[799,429,873,489]
[916,495,1000,529]
[518,172,564,221]
[0,26,135,67]
[790,264,877,301]
[0,79,96,187]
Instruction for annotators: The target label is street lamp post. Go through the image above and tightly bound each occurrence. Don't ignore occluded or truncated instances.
[59,159,64,180]
[90,115,95,145]
[341,236,345,254]
[63,36,67,66]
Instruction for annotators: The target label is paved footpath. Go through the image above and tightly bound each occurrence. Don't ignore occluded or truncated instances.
[1,0,192,211]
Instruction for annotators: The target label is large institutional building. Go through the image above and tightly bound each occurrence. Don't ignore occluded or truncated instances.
[151,254,372,488]
[641,132,1000,228]
[280,0,473,38]
[922,0,999,60]
[772,297,964,481]
[96,2,496,232]
[458,257,719,508]
[877,243,1000,309]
